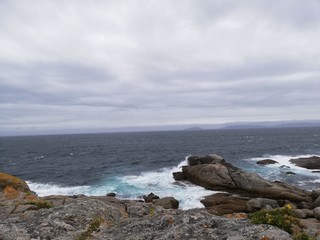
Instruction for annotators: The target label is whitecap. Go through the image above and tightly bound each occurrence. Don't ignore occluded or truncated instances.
[117,157,216,210]
[27,181,91,196]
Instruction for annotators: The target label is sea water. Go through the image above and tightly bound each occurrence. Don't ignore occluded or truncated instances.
[1,127,319,209]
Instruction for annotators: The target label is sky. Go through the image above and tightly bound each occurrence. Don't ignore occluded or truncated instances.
[1,0,320,135]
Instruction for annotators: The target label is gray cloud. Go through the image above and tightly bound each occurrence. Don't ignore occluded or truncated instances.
[1,0,320,135]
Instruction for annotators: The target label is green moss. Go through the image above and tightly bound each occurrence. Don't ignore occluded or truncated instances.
[149,207,155,216]
[293,233,316,240]
[75,216,104,240]
[0,203,6,207]
[23,201,53,209]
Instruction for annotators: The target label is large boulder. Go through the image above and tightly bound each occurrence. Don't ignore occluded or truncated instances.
[289,156,320,169]
[0,172,30,192]
[201,193,249,215]
[179,158,311,203]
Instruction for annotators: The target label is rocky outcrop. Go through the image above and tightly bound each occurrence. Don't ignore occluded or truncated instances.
[289,156,320,169]
[0,172,296,240]
[0,172,30,192]
[0,192,293,240]
[95,208,292,240]
[177,155,311,203]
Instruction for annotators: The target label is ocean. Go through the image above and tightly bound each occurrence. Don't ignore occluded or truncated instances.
[1,127,320,209]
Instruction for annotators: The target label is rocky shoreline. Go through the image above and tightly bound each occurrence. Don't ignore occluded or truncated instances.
[1,154,320,239]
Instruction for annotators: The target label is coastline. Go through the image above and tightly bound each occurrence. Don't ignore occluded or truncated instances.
[1,154,320,239]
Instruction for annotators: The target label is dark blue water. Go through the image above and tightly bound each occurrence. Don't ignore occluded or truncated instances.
[1,127,319,209]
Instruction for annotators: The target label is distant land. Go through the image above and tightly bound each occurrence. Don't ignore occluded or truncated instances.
[1,119,320,137]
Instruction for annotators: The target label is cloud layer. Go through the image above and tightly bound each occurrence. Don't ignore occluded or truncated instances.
[1,0,320,134]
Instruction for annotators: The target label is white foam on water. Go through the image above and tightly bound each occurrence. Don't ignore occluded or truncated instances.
[27,181,91,196]
[248,154,320,174]
[27,158,215,210]
[118,157,216,210]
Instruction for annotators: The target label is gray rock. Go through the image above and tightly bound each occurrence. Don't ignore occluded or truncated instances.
[106,192,116,197]
[299,218,320,239]
[246,198,279,212]
[314,207,320,221]
[289,156,320,169]
[294,209,314,219]
[180,159,311,202]
[124,201,153,217]
[201,193,249,215]
[95,208,293,240]
[314,196,320,208]
[153,197,179,209]
[173,171,187,181]
[256,159,279,165]
[297,201,313,209]
[0,196,124,240]
[312,188,320,200]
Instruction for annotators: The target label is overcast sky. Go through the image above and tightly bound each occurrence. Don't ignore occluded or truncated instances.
[1,0,320,135]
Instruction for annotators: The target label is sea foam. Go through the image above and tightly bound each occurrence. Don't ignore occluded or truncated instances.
[27,157,216,210]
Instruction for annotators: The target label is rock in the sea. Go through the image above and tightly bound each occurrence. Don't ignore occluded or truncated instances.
[256,159,279,165]
[172,171,187,181]
[289,156,320,169]
[143,192,160,203]
[0,172,30,192]
[180,157,311,203]
[106,192,116,197]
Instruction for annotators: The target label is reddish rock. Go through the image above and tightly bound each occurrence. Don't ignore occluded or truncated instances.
[3,186,22,200]
[0,172,30,192]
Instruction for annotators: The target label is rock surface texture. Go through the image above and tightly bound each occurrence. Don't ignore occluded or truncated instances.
[0,172,295,240]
